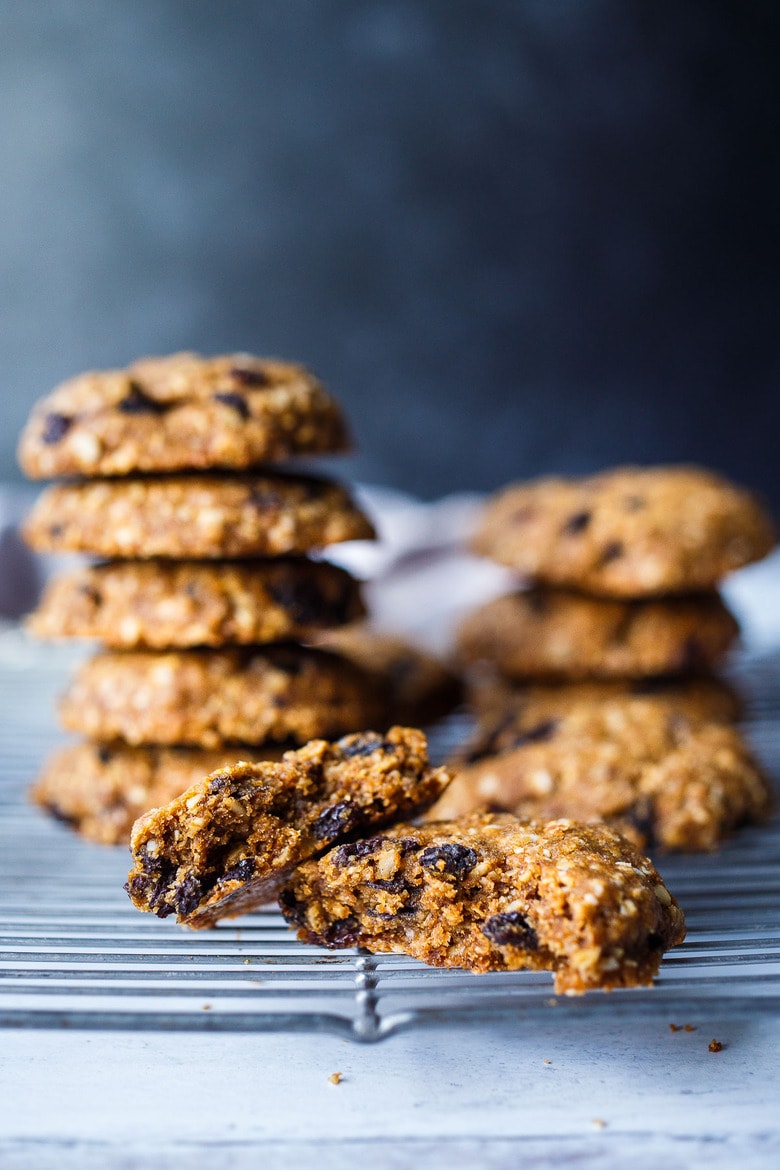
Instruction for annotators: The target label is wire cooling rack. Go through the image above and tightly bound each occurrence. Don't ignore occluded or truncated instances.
[0,629,778,1042]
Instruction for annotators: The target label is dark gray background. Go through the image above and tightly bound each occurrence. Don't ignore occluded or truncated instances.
[2,1,779,501]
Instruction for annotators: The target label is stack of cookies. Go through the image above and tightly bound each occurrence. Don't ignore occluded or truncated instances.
[18,351,386,844]
[438,466,776,851]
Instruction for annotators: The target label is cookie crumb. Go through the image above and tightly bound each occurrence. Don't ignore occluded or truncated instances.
[543,1059,552,1066]
[591,1118,607,1129]
[328,1072,343,1086]
[709,1038,723,1053]
[669,1023,681,1032]
[243,958,250,965]
[684,1024,696,1032]
[202,1004,211,1011]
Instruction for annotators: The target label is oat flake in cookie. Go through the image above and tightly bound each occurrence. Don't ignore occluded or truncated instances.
[473,466,776,596]
[279,813,686,995]
[18,352,350,477]
[22,471,375,560]
[125,727,452,928]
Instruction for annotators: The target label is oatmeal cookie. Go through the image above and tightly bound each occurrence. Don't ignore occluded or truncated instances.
[59,645,387,748]
[434,703,771,851]
[457,589,738,680]
[317,625,463,725]
[28,558,365,649]
[472,466,775,596]
[18,351,350,478]
[22,472,375,560]
[279,813,686,995]
[125,727,452,927]
[32,742,284,845]
[468,675,743,732]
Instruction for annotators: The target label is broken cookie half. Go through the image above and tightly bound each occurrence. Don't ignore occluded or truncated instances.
[125,727,451,928]
[279,813,686,995]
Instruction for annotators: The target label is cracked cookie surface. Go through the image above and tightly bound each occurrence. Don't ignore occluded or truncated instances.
[60,645,387,748]
[279,813,686,995]
[125,727,451,927]
[433,701,771,851]
[472,466,775,596]
[22,471,375,559]
[28,558,365,649]
[18,351,350,477]
[457,589,738,680]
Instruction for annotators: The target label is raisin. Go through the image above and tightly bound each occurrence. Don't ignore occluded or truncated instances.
[524,590,549,615]
[338,732,386,759]
[367,876,411,895]
[419,843,478,878]
[321,916,360,947]
[563,510,591,535]
[600,541,624,564]
[214,391,250,419]
[41,412,72,444]
[482,910,538,949]
[209,771,233,794]
[267,577,328,626]
[264,645,303,675]
[514,719,558,747]
[312,800,363,841]
[230,366,270,386]
[117,381,167,414]
[646,931,664,950]
[221,857,255,884]
[333,836,387,866]
[278,887,306,927]
[174,874,203,917]
[675,636,706,672]
[97,746,114,764]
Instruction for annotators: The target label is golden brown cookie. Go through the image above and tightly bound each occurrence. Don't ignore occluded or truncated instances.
[279,813,686,995]
[468,675,744,731]
[22,472,375,560]
[125,727,452,927]
[59,645,387,748]
[31,742,285,845]
[28,558,365,649]
[317,625,463,725]
[433,703,771,851]
[473,466,775,596]
[18,352,350,478]
[456,588,739,680]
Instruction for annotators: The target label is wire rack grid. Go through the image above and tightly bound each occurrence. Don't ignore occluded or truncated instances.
[0,631,779,1042]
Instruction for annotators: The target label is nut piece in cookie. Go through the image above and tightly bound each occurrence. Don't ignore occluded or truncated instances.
[59,645,389,748]
[31,742,284,846]
[18,351,350,478]
[279,813,686,995]
[434,701,771,852]
[456,589,739,681]
[22,471,375,560]
[28,558,365,649]
[473,466,776,596]
[125,727,452,928]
